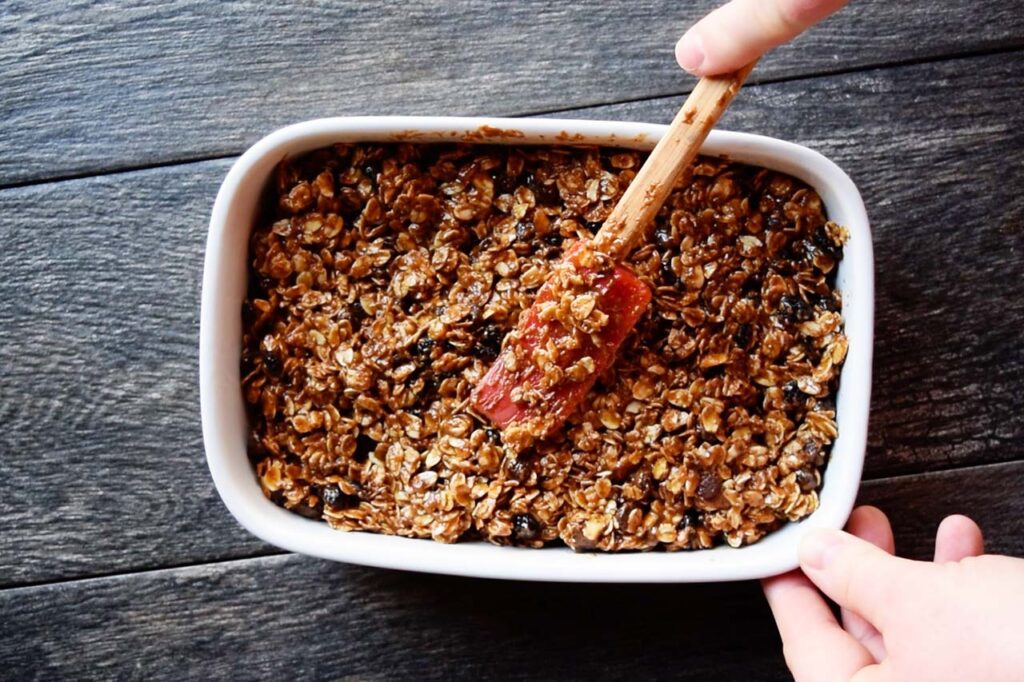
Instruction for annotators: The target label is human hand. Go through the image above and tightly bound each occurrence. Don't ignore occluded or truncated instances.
[677,0,849,76]
[762,506,1024,681]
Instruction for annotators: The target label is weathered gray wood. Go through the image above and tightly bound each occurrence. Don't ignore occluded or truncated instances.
[0,554,787,681]
[1,460,1020,681]
[0,158,278,586]
[858,462,1024,559]
[2,0,1024,185]
[2,52,1022,587]
[568,50,1024,479]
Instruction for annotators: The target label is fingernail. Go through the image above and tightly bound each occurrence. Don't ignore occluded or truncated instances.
[676,31,705,74]
[801,529,845,571]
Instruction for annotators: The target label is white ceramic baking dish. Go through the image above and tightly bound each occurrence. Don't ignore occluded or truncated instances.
[200,116,873,582]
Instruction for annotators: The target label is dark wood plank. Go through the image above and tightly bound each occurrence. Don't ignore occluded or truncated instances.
[2,52,1022,587]
[3,0,1024,185]
[857,462,1024,559]
[0,158,278,586]
[0,555,789,682]
[566,50,1024,480]
[2,461,1021,681]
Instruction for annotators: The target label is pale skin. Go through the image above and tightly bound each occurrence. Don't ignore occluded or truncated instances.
[676,0,850,76]
[678,2,1024,679]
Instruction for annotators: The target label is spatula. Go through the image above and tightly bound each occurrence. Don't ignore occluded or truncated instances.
[472,61,758,448]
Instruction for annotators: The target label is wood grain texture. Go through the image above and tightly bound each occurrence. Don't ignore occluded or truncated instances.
[1,52,1022,587]
[0,159,277,587]
[567,50,1024,479]
[3,0,1024,185]
[1,460,1021,681]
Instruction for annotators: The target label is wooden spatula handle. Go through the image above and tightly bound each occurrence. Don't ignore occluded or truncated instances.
[592,60,758,261]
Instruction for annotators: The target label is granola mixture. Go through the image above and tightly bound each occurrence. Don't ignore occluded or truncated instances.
[242,142,848,551]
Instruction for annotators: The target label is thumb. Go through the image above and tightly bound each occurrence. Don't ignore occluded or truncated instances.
[799,527,922,630]
[676,0,849,76]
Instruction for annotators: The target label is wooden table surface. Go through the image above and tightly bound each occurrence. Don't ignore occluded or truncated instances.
[2,1,1023,679]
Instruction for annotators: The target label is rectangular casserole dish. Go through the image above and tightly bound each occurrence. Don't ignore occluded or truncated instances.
[200,116,873,582]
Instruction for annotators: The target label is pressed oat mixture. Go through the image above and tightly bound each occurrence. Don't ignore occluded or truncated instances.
[242,142,848,551]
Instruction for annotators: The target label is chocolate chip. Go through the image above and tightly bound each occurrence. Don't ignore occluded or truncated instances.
[511,514,540,542]
[485,428,502,445]
[544,232,562,246]
[697,472,721,501]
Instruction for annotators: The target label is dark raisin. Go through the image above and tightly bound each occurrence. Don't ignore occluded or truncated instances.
[515,220,535,241]
[584,220,603,233]
[292,499,323,519]
[426,371,452,394]
[782,381,802,406]
[322,484,360,510]
[353,434,377,463]
[661,254,678,284]
[813,291,840,312]
[697,472,721,501]
[741,272,763,295]
[703,363,726,379]
[734,323,752,349]
[814,397,836,414]
[544,232,562,246]
[778,294,811,323]
[477,323,503,360]
[534,181,560,205]
[630,468,655,499]
[362,162,379,185]
[259,276,274,292]
[794,468,818,493]
[506,452,533,482]
[678,508,702,530]
[262,347,283,376]
[813,227,841,258]
[413,336,434,357]
[654,227,676,249]
[347,303,366,332]
[494,170,517,195]
[511,514,541,543]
